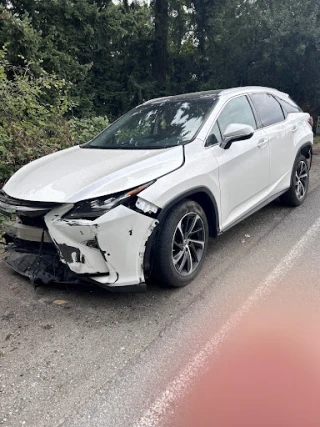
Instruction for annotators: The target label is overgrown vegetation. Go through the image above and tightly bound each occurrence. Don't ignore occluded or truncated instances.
[0,49,108,182]
[0,0,319,180]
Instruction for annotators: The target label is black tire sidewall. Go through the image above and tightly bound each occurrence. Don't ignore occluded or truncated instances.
[154,200,209,288]
[288,155,309,206]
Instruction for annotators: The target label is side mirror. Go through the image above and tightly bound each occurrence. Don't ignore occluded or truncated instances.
[220,123,254,150]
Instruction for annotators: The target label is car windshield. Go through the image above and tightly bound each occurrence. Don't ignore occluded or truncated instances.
[82,98,216,150]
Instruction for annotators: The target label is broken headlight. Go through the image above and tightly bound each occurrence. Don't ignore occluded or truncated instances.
[64,182,154,220]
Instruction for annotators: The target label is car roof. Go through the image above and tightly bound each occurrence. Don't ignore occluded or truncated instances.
[143,89,224,104]
[143,86,289,105]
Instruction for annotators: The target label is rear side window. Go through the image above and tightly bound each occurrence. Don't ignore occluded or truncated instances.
[276,97,301,116]
[218,96,257,135]
[250,93,285,127]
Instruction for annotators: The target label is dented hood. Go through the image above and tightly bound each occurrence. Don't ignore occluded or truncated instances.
[4,145,184,203]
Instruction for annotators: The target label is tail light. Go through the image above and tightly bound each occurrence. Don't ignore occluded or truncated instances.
[308,116,314,127]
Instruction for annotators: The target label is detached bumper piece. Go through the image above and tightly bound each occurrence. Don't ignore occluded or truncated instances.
[4,238,146,292]
[4,241,78,286]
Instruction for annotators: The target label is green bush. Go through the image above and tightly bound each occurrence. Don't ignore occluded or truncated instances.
[0,49,108,184]
[69,116,109,144]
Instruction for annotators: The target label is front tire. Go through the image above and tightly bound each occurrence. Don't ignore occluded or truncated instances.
[154,200,209,288]
[280,155,309,207]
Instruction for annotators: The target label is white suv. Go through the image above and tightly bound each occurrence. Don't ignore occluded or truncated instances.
[0,87,313,291]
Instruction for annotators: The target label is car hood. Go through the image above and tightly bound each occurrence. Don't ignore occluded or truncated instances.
[3,145,184,203]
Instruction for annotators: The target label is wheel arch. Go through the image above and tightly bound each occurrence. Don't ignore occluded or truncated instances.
[143,187,219,278]
[158,187,219,237]
[298,142,313,170]
[301,144,312,155]
[300,141,313,158]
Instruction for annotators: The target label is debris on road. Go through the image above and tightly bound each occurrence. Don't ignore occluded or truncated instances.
[53,300,69,306]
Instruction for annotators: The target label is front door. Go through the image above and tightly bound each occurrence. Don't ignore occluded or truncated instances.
[210,95,270,230]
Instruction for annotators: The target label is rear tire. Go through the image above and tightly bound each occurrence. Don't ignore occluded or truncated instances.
[280,155,309,207]
[154,200,209,288]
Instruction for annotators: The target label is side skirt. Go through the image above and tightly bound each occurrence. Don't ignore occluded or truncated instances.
[219,189,288,235]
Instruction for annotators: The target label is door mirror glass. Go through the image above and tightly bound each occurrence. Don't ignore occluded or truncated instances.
[220,123,254,150]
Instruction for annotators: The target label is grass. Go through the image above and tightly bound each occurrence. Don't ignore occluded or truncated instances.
[314,135,320,145]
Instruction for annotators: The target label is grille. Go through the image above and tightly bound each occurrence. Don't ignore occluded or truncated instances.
[19,215,47,229]
[0,190,59,210]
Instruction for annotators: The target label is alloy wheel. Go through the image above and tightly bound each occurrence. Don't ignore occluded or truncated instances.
[295,160,308,201]
[172,212,206,276]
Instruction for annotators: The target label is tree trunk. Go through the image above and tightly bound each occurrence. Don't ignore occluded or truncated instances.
[122,0,130,12]
[153,0,169,85]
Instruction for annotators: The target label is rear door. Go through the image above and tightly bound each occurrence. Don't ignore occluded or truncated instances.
[249,93,294,195]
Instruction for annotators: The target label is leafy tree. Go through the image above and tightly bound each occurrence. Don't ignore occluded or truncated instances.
[202,0,320,115]
[0,48,108,182]
[1,0,320,121]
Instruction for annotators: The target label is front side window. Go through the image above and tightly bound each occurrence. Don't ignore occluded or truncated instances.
[206,122,222,147]
[218,96,257,135]
[82,98,216,150]
[250,93,285,127]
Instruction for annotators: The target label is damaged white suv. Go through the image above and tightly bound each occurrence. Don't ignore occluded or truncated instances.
[0,87,313,291]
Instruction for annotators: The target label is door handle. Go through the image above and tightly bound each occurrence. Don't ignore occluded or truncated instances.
[292,125,299,133]
[257,138,268,148]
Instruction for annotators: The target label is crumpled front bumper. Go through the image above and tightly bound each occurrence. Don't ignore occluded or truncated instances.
[3,202,159,291]
[44,204,158,290]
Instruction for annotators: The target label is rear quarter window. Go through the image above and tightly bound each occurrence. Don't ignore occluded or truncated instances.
[276,97,302,116]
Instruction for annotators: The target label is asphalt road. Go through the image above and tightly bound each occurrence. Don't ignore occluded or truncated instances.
[1,146,320,427]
